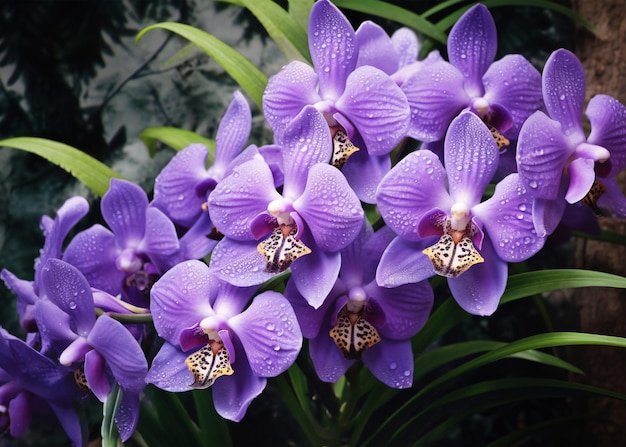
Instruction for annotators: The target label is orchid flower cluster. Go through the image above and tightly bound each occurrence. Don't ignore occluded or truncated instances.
[1,1,626,445]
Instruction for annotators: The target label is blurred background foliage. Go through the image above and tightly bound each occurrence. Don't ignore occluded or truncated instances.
[0,1,581,445]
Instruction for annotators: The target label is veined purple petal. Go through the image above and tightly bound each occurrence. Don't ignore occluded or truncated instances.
[338,221,374,286]
[228,291,302,377]
[33,299,75,355]
[291,246,341,309]
[309,328,353,382]
[376,150,453,241]
[84,349,110,402]
[263,61,321,137]
[279,106,332,199]
[87,315,147,393]
[62,224,123,296]
[8,392,30,438]
[48,401,86,447]
[176,211,217,261]
[115,390,141,442]
[336,66,410,156]
[341,145,390,204]
[145,342,194,392]
[448,237,507,316]
[152,143,212,228]
[294,164,363,252]
[367,280,433,340]
[376,236,437,287]
[542,49,586,141]
[138,207,179,260]
[473,174,545,262]
[40,259,95,337]
[284,279,336,338]
[150,260,216,346]
[516,111,573,200]
[532,195,567,237]
[392,28,419,68]
[483,55,543,139]
[447,4,496,96]
[402,61,470,142]
[208,157,281,241]
[587,94,626,176]
[214,90,251,172]
[565,157,596,203]
[309,0,357,100]
[208,238,274,287]
[598,178,626,218]
[362,339,413,389]
[212,282,258,320]
[356,21,398,74]
[101,179,148,248]
[1,269,37,309]
[212,347,267,422]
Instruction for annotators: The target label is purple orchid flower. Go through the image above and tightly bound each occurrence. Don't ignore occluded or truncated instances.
[0,328,85,446]
[401,3,542,147]
[35,258,148,442]
[516,48,626,235]
[285,223,433,388]
[376,111,545,315]
[262,0,410,202]
[146,260,302,421]
[1,196,89,333]
[355,21,443,87]
[152,91,256,229]
[208,105,363,308]
[62,178,185,305]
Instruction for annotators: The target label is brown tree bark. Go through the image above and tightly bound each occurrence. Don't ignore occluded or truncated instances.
[569,1,626,445]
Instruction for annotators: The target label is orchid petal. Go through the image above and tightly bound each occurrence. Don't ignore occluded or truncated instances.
[62,224,123,296]
[8,392,31,438]
[392,28,419,68]
[341,147,390,204]
[101,179,148,248]
[377,150,453,241]
[228,292,302,377]
[138,207,179,260]
[33,299,75,354]
[145,342,194,392]
[355,21,398,74]
[336,66,410,156]
[445,111,499,205]
[516,111,573,200]
[263,61,321,137]
[542,49,586,141]
[40,259,95,337]
[291,246,340,309]
[212,348,266,422]
[48,402,85,447]
[279,106,332,199]
[284,279,334,338]
[474,174,545,262]
[152,143,212,228]
[367,281,433,340]
[362,339,413,389]
[532,196,567,237]
[208,157,281,241]
[208,238,274,287]
[376,236,437,287]
[176,211,217,261]
[150,260,216,345]
[214,91,251,171]
[483,54,543,138]
[598,178,626,218]
[84,349,110,402]
[447,4,496,96]
[402,61,469,141]
[447,238,507,316]
[294,164,363,252]
[309,0,357,100]
[309,328,353,382]
[116,391,141,442]
[587,94,626,176]
[565,157,596,203]
[87,315,147,393]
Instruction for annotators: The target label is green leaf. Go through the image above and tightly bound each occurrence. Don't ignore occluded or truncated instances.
[0,137,124,197]
[332,0,448,44]
[193,389,232,447]
[216,0,311,62]
[101,384,123,447]
[136,22,268,109]
[289,0,315,32]
[138,126,216,159]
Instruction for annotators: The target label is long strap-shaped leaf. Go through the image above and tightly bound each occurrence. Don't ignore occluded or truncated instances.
[332,0,448,44]
[138,126,216,159]
[136,23,268,110]
[0,137,124,197]
[217,0,311,63]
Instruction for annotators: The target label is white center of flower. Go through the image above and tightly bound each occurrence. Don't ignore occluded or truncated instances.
[450,203,471,231]
[472,97,490,117]
[267,198,295,226]
[346,286,367,313]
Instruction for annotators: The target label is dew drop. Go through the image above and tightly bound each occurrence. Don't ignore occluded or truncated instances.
[389,362,397,370]
[265,322,276,331]
[68,301,77,310]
